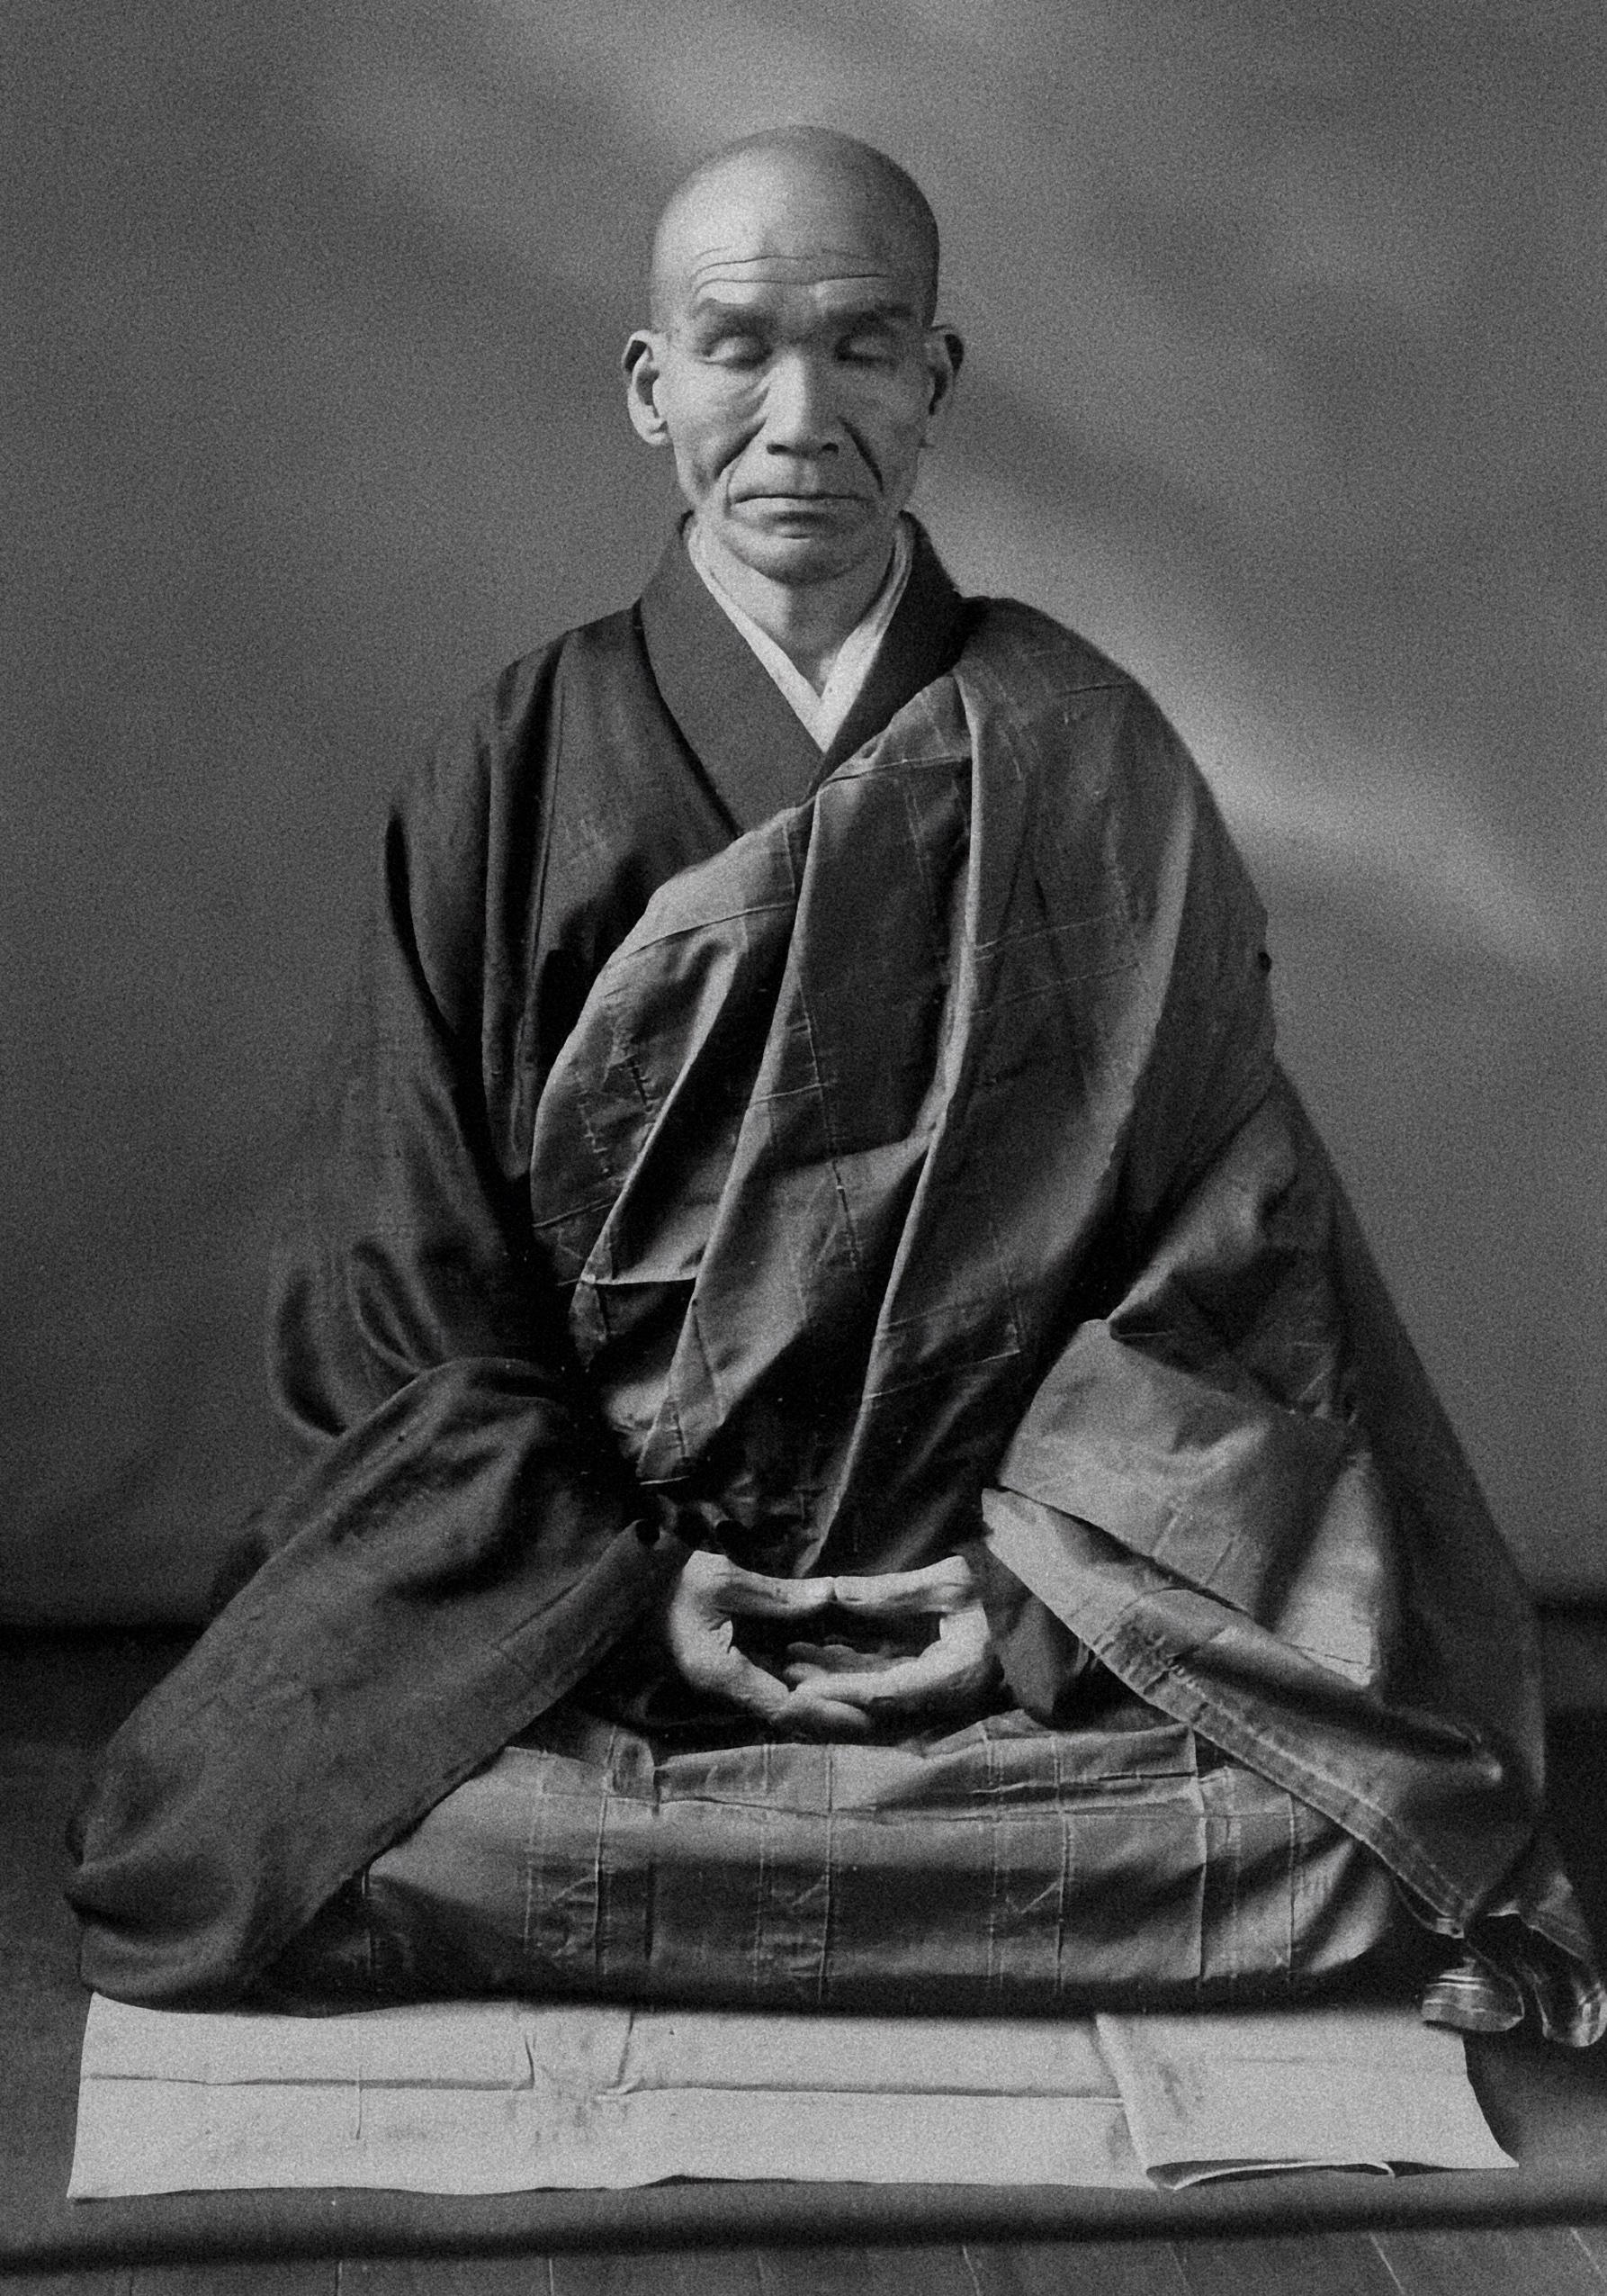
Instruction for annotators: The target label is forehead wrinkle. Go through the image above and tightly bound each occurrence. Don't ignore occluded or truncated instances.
[669,253,924,340]
[685,257,912,297]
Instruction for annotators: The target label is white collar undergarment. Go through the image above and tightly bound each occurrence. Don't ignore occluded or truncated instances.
[686,517,915,754]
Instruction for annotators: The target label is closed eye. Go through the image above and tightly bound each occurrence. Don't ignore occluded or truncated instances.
[838,329,902,365]
[699,330,768,368]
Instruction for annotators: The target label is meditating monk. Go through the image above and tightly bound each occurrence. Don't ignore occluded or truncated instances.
[67,129,1603,2044]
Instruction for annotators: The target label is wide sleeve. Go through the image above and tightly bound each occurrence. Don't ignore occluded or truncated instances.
[980,1068,1605,2044]
[67,655,689,2007]
[259,662,594,1491]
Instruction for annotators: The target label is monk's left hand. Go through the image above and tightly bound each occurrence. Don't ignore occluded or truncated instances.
[781,1553,1001,1723]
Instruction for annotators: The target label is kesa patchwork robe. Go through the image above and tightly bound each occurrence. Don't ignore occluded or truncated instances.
[67,533,1604,2042]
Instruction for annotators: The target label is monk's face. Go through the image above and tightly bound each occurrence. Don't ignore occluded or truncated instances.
[625,151,961,590]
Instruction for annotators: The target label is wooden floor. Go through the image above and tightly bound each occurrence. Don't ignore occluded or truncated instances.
[7,2228,1607,2292]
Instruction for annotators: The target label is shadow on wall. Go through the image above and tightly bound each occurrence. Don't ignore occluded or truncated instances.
[5,0,1604,1620]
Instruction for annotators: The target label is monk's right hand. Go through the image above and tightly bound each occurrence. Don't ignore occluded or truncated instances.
[663,1551,875,1738]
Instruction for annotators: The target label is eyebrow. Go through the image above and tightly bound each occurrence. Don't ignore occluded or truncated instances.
[683,292,919,328]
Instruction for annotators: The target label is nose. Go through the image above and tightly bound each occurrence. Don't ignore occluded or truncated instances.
[761,349,842,456]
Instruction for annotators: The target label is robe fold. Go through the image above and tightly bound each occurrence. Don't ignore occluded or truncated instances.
[66,529,1604,2041]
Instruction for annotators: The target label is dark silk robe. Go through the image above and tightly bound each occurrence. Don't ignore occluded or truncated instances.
[67,527,970,2003]
[66,527,1604,2040]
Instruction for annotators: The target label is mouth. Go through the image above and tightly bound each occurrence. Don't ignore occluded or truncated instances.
[734,491,867,512]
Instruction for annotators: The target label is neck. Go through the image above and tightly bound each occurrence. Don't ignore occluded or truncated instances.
[691,523,896,690]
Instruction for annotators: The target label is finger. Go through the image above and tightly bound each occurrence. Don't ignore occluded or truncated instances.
[830,1558,974,1617]
[787,1635,993,1715]
[937,1605,995,1656]
[784,1651,947,1706]
[703,1646,795,1721]
[782,1664,891,1697]
[775,1688,876,1741]
[719,1571,838,1619]
[781,1643,907,1674]
[677,1552,834,1614]
[665,1616,793,1720]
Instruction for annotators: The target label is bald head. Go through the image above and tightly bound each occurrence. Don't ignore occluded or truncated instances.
[649,128,941,328]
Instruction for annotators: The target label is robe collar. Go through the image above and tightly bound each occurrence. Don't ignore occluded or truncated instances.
[638,516,972,835]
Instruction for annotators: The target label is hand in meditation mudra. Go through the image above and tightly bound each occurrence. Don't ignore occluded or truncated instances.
[665,1552,998,1738]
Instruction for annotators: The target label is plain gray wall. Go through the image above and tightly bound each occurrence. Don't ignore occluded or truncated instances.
[5,0,1603,1620]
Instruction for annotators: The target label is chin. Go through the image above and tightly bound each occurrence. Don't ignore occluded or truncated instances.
[726,519,884,589]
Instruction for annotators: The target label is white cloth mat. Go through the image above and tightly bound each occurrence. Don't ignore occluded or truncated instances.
[69,1994,1513,2199]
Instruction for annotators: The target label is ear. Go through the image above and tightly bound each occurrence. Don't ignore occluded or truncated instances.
[920,327,965,448]
[623,329,670,446]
